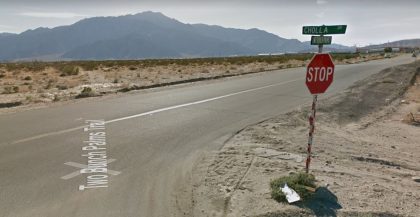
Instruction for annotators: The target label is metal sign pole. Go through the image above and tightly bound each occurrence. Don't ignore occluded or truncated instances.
[318,44,323,53]
[306,94,317,173]
[305,42,323,174]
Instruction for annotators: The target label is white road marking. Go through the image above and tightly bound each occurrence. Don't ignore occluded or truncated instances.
[61,158,121,180]
[12,126,86,144]
[106,78,300,123]
[12,78,300,144]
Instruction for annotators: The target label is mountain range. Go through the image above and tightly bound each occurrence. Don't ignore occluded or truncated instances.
[361,39,420,50]
[0,11,356,61]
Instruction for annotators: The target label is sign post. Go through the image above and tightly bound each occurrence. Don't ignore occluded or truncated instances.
[304,53,334,173]
[302,24,346,173]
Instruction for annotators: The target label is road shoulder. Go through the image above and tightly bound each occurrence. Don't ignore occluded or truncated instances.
[191,61,420,217]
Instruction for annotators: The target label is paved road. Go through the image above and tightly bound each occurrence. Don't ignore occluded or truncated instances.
[0,55,414,217]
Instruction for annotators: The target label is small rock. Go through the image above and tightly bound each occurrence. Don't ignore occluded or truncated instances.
[412,177,420,183]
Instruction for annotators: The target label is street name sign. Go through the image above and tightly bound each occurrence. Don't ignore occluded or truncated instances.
[302,25,347,35]
[305,53,335,94]
[311,36,332,45]
[302,24,345,174]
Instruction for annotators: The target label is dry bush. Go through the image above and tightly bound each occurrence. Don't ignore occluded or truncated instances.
[58,65,79,76]
[2,86,19,94]
[270,172,316,203]
[76,87,96,98]
[402,112,420,126]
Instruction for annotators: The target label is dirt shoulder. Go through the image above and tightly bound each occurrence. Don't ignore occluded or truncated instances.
[191,61,420,217]
[0,53,388,114]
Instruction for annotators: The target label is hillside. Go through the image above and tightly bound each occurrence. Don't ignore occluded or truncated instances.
[0,11,353,61]
[363,39,420,49]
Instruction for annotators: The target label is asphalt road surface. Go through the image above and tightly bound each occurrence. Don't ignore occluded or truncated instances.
[0,55,414,217]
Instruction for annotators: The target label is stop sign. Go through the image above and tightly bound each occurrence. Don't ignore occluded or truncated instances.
[305,53,335,94]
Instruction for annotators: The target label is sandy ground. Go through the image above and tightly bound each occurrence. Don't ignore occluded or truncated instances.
[191,61,420,217]
[0,53,387,114]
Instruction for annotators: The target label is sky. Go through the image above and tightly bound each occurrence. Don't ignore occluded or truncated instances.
[0,0,419,46]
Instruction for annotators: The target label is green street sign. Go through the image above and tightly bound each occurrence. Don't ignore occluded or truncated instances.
[311,36,332,45]
[303,25,347,35]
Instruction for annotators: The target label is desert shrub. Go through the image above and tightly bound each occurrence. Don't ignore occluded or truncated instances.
[2,86,19,94]
[3,86,12,94]
[78,61,97,71]
[4,63,21,71]
[56,85,68,90]
[59,65,79,76]
[1,61,48,72]
[270,172,316,203]
[0,53,362,79]
[45,80,54,89]
[23,76,32,80]
[331,53,360,61]
[76,87,95,98]
[53,94,60,102]
[104,61,117,67]
[24,62,47,72]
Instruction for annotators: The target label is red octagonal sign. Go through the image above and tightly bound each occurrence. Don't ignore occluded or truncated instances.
[306,54,334,94]
[306,53,335,94]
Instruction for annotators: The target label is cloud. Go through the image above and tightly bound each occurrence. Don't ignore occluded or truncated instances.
[0,24,20,33]
[316,11,325,18]
[316,0,328,5]
[18,12,87,18]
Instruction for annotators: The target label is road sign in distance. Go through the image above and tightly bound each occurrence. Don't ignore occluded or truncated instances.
[305,53,335,94]
[311,36,332,45]
[303,25,347,35]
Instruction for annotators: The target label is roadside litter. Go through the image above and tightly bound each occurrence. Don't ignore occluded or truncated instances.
[281,184,301,203]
